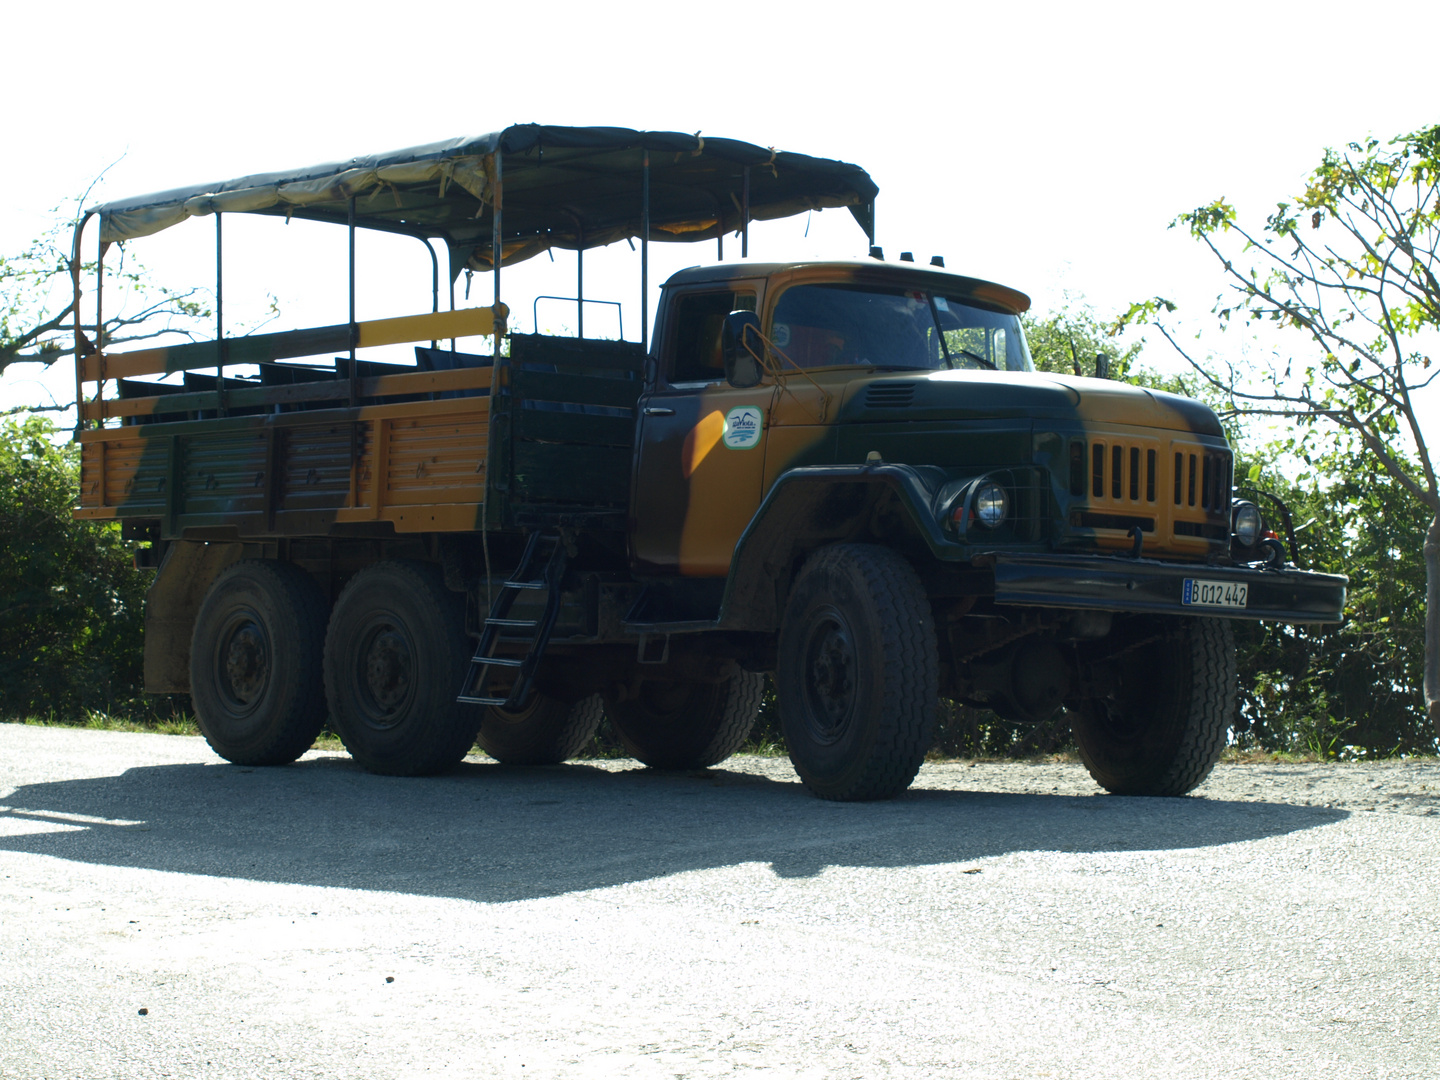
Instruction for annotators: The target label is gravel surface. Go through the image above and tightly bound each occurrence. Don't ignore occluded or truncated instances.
[1,723,1437,1079]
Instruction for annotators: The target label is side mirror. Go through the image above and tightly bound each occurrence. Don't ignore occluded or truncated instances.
[1094,352,1110,380]
[721,310,764,389]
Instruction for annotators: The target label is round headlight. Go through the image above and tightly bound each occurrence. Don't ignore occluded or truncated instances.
[974,482,1008,528]
[1232,501,1262,546]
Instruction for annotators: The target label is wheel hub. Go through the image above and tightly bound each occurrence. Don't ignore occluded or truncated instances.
[802,609,856,740]
[220,620,268,707]
[362,627,413,716]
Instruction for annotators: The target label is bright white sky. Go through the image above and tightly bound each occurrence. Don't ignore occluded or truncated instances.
[3,0,1437,423]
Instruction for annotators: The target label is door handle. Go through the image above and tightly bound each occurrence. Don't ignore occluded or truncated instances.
[643,407,675,416]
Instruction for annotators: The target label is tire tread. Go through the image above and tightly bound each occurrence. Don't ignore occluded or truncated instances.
[191,559,328,767]
[781,544,938,801]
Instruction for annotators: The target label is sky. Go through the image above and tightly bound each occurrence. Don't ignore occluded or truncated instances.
[3,0,1437,420]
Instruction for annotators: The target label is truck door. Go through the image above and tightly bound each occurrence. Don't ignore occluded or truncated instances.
[631,286,772,576]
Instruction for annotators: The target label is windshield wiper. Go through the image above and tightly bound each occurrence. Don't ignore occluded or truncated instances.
[952,348,996,371]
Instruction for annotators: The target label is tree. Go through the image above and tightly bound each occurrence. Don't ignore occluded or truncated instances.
[1232,443,1432,756]
[1023,296,1142,379]
[1120,124,1440,740]
[0,416,149,717]
[1,180,209,407]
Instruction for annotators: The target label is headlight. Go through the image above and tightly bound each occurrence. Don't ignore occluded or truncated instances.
[1232,501,1262,546]
[974,482,1008,528]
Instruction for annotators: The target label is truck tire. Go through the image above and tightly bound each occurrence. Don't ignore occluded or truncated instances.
[478,692,605,765]
[322,560,479,776]
[189,559,329,766]
[776,543,938,801]
[605,670,764,769]
[1071,617,1235,796]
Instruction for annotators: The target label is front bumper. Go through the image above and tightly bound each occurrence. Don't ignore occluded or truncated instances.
[982,552,1347,624]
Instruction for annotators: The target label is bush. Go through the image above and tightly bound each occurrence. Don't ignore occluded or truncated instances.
[0,417,151,718]
[1231,452,1436,757]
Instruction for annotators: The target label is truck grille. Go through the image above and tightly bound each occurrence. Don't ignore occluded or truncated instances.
[1173,449,1231,512]
[1067,436,1231,548]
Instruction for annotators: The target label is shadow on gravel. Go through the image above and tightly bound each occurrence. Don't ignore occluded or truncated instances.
[0,757,1348,901]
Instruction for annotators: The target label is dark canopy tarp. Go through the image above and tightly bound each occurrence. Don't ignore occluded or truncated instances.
[91,125,878,276]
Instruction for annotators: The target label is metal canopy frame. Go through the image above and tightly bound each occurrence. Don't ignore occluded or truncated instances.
[71,126,879,426]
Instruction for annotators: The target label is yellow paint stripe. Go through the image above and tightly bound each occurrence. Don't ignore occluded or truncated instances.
[81,305,508,383]
[682,410,726,478]
[355,306,501,349]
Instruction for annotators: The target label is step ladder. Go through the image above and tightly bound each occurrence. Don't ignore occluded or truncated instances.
[456,530,567,709]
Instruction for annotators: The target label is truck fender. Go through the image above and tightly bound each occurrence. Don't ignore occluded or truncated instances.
[143,540,246,693]
[717,464,950,632]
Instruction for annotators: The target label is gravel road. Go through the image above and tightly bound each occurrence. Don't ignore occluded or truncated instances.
[1,723,1437,1079]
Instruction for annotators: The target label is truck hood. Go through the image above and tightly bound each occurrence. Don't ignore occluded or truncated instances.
[838,370,1223,437]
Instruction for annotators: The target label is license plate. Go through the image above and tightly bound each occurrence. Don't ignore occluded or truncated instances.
[1182,578,1248,609]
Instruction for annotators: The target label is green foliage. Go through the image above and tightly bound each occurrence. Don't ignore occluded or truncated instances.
[1118,122,1440,743]
[0,417,153,718]
[1120,124,1440,516]
[1230,443,1435,756]
[1023,298,1143,380]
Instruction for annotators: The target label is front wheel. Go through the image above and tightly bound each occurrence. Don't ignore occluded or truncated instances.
[323,560,479,776]
[776,544,938,801]
[1070,617,1235,796]
[604,668,764,769]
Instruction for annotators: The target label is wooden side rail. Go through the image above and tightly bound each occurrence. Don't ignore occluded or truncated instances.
[80,364,493,423]
[79,305,505,383]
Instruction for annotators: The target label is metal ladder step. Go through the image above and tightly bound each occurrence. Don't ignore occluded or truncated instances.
[457,529,569,709]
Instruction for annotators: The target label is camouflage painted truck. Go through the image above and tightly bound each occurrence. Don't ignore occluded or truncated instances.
[71,125,1347,801]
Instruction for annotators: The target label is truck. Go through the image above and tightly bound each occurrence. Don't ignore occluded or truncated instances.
[71,124,1347,801]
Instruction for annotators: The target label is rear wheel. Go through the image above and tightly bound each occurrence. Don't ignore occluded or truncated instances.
[776,543,938,801]
[605,668,764,769]
[190,560,329,766]
[323,560,479,776]
[1071,617,1235,796]
[478,692,605,765]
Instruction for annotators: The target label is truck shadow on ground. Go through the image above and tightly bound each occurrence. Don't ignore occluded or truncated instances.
[0,755,1348,902]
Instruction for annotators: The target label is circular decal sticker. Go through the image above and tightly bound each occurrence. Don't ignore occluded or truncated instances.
[723,406,763,449]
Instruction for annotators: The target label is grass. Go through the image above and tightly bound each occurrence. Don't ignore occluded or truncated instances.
[5,711,350,750]
[5,713,1430,765]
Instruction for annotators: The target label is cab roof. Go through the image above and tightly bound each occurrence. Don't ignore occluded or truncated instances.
[662,260,1032,314]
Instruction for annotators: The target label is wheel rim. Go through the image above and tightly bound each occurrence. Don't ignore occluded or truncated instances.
[490,691,545,726]
[214,609,270,716]
[799,605,857,744]
[354,616,416,729]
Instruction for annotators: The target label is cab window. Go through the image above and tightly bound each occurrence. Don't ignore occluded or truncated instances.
[667,290,757,384]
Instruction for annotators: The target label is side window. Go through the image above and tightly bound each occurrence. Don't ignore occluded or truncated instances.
[668,291,756,384]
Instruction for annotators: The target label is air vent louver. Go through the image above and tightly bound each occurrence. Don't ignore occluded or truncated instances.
[865,382,916,408]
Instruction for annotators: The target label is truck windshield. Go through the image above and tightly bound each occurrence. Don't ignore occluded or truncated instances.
[771,283,1034,372]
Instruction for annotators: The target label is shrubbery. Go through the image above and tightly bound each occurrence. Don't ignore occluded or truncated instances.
[0,417,152,719]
